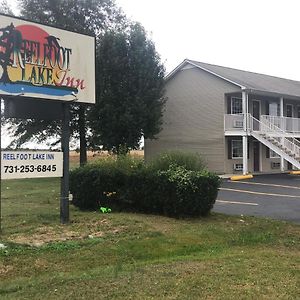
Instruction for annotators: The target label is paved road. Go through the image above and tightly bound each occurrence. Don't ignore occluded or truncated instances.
[214,174,300,224]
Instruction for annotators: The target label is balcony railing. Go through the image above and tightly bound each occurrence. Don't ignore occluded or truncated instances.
[225,114,300,134]
[261,115,300,133]
[224,114,244,131]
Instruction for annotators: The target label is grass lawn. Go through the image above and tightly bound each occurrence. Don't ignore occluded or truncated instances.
[0,177,299,299]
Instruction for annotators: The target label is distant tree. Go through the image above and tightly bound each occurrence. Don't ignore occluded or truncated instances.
[3,0,126,165]
[89,23,166,154]
[18,0,125,36]
[0,0,13,14]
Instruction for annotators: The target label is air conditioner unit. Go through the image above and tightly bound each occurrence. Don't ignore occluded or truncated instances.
[233,120,243,128]
[233,163,243,171]
[271,162,280,169]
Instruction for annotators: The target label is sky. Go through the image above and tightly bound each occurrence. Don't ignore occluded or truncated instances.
[6,0,300,79]
[116,0,300,81]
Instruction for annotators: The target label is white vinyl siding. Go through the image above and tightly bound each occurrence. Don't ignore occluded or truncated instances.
[145,65,239,173]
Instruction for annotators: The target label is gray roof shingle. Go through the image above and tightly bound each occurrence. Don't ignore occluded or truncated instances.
[188,59,300,98]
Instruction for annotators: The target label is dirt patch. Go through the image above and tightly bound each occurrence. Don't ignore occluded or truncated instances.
[6,219,128,247]
[8,226,83,247]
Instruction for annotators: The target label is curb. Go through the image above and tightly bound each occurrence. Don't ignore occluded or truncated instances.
[289,171,300,175]
[230,174,253,181]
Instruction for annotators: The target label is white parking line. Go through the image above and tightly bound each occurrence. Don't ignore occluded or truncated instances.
[219,187,300,198]
[229,181,300,190]
[216,200,258,206]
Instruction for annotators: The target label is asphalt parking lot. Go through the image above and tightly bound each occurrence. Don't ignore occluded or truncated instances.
[214,173,300,224]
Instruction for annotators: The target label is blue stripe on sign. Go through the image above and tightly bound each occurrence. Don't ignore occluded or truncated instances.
[0,82,78,97]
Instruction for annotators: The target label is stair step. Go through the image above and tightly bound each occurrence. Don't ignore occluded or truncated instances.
[252,132,300,168]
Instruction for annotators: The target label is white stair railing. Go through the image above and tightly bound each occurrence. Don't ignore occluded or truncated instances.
[248,114,300,158]
[260,115,300,152]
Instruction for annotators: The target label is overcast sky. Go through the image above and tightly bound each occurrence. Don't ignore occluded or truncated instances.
[7,0,300,79]
[116,0,300,80]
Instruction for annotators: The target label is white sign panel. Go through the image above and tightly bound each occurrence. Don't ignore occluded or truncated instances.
[1,151,63,179]
[0,14,95,103]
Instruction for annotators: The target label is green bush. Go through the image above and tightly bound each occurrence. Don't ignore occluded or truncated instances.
[158,165,220,217]
[70,154,220,218]
[148,151,206,171]
[70,156,142,210]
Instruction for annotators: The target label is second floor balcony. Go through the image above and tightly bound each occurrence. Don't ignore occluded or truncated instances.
[224,114,300,137]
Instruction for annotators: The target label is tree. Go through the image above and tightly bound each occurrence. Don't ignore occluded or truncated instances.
[89,23,166,154]
[0,0,13,14]
[3,0,125,165]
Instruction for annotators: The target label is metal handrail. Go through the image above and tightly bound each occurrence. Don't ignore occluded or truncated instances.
[259,115,300,150]
[248,114,300,157]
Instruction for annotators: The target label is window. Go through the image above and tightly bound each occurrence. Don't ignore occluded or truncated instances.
[286,104,293,117]
[232,140,243,158]
[297,106,300,118]
[270,150,280,158]
[269,102,279,116]
[231,97,242,114]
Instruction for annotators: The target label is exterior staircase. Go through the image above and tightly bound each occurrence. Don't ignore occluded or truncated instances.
[248,114,300,169]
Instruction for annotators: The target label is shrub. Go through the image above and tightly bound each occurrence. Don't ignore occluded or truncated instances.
[148,151,206,171]
[70,164,124,210]
[70,155,142,210]
[157,165,220,217]
[70,154,220,218]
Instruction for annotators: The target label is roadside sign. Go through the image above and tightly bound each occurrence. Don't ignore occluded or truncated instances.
[0,13,95,103]
[0,12,95,226]
[1,151,63,179]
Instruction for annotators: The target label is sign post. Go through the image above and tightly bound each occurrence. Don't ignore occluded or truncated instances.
[60,103,70,223]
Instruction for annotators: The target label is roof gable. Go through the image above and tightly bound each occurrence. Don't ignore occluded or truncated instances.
[167,59,300,98]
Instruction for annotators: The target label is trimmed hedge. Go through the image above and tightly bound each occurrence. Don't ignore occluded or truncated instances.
[70,156,220,218]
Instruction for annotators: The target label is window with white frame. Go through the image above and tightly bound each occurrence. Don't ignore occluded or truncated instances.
[232,140,243,158]
[231,97,242,114]
[270,150,280,158]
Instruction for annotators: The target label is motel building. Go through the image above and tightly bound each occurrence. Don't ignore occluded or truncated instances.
[145,59,300,175]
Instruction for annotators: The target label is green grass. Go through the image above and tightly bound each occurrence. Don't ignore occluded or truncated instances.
[0,178,299,299]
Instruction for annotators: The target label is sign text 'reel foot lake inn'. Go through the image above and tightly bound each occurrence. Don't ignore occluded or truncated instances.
[1,151,63,179]
[0,14,95,103]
